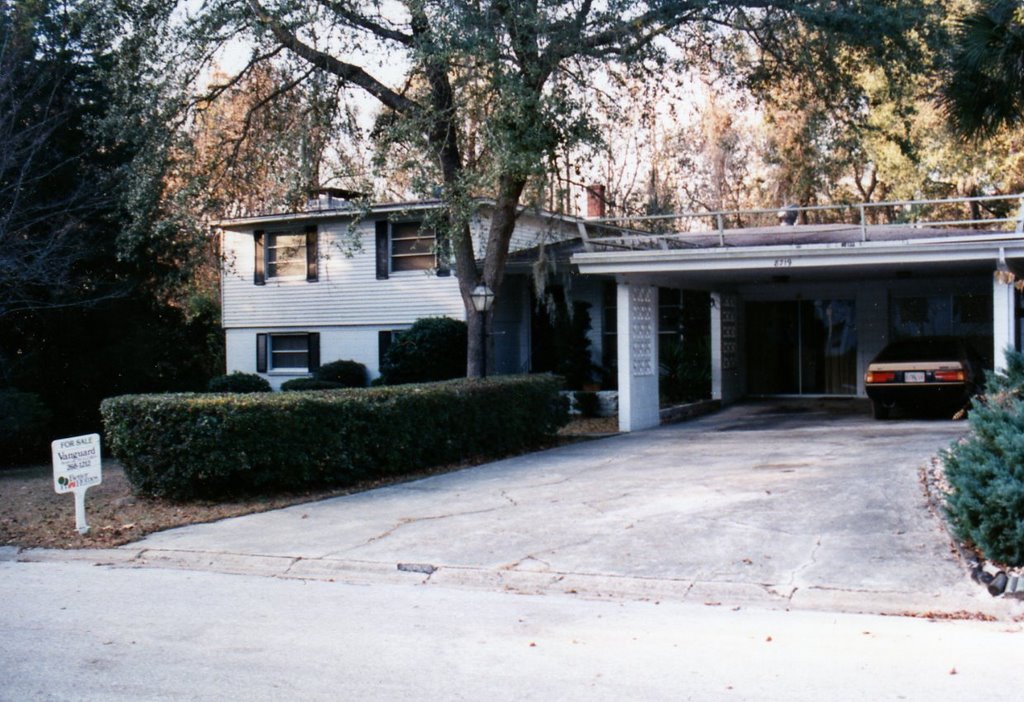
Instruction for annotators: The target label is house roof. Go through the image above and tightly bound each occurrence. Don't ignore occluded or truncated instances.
[572,194,1024,286]
[212,198,589,231]
[213,199,446,229]
[504,238,587,271]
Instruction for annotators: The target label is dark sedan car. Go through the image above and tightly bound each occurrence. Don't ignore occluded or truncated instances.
[864,337,985,419]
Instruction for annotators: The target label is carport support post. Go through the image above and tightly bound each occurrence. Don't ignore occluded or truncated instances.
[993,266,1016,372]
[616,282,660,432]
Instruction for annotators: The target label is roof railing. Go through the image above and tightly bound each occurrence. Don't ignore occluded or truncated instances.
[583,192,1024,251]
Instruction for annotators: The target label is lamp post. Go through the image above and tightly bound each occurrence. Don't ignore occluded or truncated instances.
[470,283,496,377]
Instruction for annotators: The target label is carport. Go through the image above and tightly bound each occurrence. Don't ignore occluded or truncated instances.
[572,195,1024,431]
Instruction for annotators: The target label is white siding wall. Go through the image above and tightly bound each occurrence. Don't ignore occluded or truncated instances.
[469,211,576,258]
[222,220,465,329]
[227,325,410,390]
[220,206,581,386]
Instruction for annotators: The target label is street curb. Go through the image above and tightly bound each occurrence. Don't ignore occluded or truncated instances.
[12,546,1021,620]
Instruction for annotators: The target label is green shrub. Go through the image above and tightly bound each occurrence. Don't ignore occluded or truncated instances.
[944,349,1024,565]
[575,391,601,418]
[381,317,467,385]
[101,374,568,500]
[531,291,598,390]
[206,372,271,393]
[0,389,52,464]
[314,360,367,388]
[281,378,343,391]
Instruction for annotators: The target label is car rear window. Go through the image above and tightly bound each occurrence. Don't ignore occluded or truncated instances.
[875,337,964,362]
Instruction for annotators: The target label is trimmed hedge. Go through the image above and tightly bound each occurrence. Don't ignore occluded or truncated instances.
[381,317,467,384]
[207,372,271,393]
[315,360,367,388]
[280,378,343,391]
[101,374,568,500]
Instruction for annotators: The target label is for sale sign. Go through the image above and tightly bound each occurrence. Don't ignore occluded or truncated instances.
[51,433,102,534]
[52,434,102,493]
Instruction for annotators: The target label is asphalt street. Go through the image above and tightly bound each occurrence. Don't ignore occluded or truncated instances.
[3,560,1024,701]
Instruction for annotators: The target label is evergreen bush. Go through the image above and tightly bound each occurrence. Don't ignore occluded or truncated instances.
[380,317,467,385]
[281,378,343,391]
[101,375,568,500]
[206,372,272,393]
[314,360,367,388]
[944,349,1024,565]
[0,389,52,465]
[574,391,601,418]
[531,290,597,390]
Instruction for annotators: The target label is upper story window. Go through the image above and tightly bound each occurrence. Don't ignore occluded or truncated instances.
[390,222,436,272]
[266,232,308,279]
[375,220,448,279]
[254,226,318,285]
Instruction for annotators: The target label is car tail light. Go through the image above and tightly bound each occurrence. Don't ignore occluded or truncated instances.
[865,371,896,384]
[933,369,965,382]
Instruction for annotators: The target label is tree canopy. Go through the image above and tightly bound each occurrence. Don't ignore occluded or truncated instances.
[942,0,1024,137]
[147,0,939,374]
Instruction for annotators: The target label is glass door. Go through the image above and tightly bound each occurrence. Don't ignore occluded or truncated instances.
[746,299,857,395]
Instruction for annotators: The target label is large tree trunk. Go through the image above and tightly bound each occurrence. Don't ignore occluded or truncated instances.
[458,175,529,377]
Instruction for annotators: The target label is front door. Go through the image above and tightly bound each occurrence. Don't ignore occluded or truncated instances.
[746,300,858,395]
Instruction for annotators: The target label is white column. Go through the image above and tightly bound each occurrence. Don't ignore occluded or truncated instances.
[710,293,723,401]
[617,283,660,432]
[710,292,741,404]
[993,269,1016,372]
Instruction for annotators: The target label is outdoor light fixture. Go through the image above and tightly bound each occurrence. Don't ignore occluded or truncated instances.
[470,283,495,377]
[470,283,495,313]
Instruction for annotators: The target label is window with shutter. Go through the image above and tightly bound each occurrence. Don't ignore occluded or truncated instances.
[376,220,439,277]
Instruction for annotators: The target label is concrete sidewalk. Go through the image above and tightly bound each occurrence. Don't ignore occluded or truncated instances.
[21,402,1017,617]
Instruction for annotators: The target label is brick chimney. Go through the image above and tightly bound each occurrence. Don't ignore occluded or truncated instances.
[585,184,607,219]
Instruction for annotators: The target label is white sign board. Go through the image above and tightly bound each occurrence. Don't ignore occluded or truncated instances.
[51,433,102,534]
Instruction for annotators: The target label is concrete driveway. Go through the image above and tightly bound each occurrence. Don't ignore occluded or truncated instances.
[56,401,1003,614]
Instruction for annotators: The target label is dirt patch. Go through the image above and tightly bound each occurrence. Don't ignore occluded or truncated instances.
[557,415,617,435]
[1,419,616,550]
[0,461,375,550]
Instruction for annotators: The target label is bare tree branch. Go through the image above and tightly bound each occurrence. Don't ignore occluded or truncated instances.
[244,0,422,116]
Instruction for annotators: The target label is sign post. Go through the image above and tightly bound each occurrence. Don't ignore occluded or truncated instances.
[51,433,102,535]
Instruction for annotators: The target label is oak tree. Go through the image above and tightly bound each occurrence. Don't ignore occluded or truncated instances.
[152,0,935,375]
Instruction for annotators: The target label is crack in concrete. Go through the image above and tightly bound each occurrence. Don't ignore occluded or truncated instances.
[501,535,601,571]
[582,492,635,514]
[358,506,506,547]
[789,535,823,588]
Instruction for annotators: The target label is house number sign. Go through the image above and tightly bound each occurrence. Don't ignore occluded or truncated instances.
[52,433,102,535]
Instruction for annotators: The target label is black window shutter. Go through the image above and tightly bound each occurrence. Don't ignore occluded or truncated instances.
[254,231,266,285]
[375,220,389,279]
[433,228,451,276]
[307,332,320,372]
[436,246,450,277]
[305,226,318,281]
[378,330,392,370]
[256,333,268,372]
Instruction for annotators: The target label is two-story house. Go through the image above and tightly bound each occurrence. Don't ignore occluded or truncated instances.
[215,192,607,389]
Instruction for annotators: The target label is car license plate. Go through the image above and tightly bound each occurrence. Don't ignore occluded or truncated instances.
[904,371,925,383]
